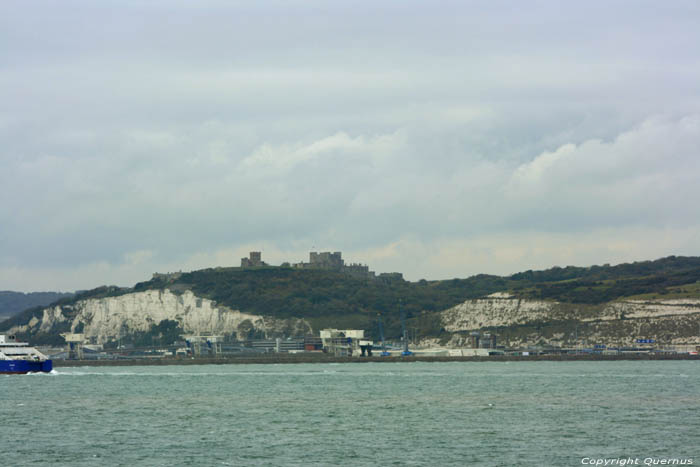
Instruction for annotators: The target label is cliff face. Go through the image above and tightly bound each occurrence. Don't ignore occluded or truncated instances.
[7,287,700,349]
[440,293,700,347]
[442,296,557,331]
[8,289,311,344]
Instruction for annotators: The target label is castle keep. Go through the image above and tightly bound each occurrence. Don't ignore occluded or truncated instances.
[239,250,403,281]
[241,251,267,268]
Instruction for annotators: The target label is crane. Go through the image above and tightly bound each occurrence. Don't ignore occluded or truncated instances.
[377,313,391,356]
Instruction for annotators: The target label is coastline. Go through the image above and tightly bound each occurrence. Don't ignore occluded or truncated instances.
[53,353,700,367]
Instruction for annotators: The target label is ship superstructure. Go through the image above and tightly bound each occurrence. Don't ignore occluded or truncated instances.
[0,334,53,374]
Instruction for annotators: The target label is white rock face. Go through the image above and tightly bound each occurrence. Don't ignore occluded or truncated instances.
[442,296,700,332]
[600,300,700,320]
[9,289,311,344]
[440,295,700,347]
[39,306,68,333]
[442,297,555,331]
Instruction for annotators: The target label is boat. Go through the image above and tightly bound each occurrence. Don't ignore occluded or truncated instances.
[0,334,53,374]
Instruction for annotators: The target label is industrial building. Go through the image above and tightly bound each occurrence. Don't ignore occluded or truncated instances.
[320,329,374,356]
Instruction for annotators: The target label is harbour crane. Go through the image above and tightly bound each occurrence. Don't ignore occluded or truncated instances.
[377,313,391,356]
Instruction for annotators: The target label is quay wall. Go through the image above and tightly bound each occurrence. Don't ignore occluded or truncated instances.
[53,353,700,367]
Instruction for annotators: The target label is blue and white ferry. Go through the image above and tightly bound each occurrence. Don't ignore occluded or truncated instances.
[0,334,53,374]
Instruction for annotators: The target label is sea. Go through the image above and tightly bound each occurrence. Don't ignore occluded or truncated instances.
[2,361,699,466]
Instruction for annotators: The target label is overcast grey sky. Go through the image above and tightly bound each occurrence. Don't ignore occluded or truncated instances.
[2,1,700,291]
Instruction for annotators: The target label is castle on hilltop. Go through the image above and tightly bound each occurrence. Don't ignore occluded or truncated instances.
[240,251,267,268]
[295,251,403,281]
[239,250,403,281]
[293,251,371,278]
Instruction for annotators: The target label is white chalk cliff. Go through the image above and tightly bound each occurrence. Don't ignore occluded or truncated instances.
[440,293,700,347]
[9,289,311,344]
[9,288,700,348]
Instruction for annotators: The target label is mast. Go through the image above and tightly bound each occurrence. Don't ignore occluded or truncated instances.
[378,313,386,352]
[400,300,412,356]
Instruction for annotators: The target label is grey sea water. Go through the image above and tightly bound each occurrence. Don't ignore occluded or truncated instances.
[2,361,698,466]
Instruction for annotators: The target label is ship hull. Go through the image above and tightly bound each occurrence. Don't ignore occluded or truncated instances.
[0,359,52,374]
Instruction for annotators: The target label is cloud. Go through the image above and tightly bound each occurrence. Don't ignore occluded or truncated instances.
[503,116,700,230]
[3,114,700,290]
[241,131,402,171]
[2,2,700,290]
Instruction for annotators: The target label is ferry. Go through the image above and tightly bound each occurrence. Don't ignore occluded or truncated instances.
[0,334,53,374]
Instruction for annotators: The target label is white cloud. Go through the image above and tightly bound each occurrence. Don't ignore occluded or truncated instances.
[503,116,700,229]
[2,2,700,291]
[240,131,404,171]
[511,143,576,186]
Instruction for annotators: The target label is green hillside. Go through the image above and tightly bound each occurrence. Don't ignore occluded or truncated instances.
[135,267,509,337]
[151,256,700,314]
[509,256,700,303]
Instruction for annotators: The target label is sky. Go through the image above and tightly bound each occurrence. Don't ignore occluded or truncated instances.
[2,1,700,292]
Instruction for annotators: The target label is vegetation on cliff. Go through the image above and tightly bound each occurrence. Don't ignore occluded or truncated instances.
[511,256,700,303]
[146,256,700,313]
